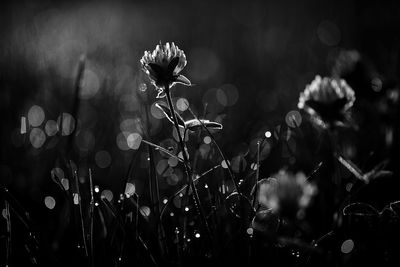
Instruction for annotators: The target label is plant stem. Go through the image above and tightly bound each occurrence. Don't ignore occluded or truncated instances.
[163,84,212,242]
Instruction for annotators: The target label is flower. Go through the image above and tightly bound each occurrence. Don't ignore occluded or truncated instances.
[298,75,355,128]
[140,42,191,98]
[259,170,317,219]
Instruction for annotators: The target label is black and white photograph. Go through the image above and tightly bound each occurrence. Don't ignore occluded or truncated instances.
[1,0,400,266]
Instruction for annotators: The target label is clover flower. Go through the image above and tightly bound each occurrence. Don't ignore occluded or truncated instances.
[298,75,355,128]
[140,42,191,98]
[261,170,317,219]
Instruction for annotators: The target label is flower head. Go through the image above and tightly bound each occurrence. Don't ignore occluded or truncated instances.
[259,170,317,219]
[298,75,355,128]
[140,42,191,98]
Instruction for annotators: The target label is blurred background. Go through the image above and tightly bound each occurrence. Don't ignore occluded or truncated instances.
[0,0,399,266]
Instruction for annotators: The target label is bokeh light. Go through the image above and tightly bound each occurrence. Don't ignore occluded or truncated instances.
[218,84,239,107]
[116,132,130,151]
[101,189,113,202]
[341,239,354,254]
[285,110,302,128]
[168,156,179,167]
[221,160,229,169]
[127,132,142,150]
[44,196,56,210]
[20,116,27,134]
[57,113,76,136]
[140,206,151,217]
[120,118,141,133]
[28,105,45,127]
[176,98,189,112]
[124,182,136,198]
[29,128,46,148]
[45,120,58,136]
[79,68,100,99]
[203,136,212,144]
[95,150,112,168]
[61,178,69,191]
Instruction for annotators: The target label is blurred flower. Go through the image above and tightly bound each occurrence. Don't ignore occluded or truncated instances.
[261,170,317,219]
[331,49,361,78]
[140,42,191,98]
[298,75,355,128]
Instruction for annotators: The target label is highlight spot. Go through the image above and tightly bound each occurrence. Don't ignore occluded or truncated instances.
[44,196,56,210]
[28,105,45,127]
[176,98,189,112]
[45,120,58,136]
[140,206,151,217]
[125,183,136,198]
[101,190,113,202]
[341,239,354,254]
[127,133,142,150]
[30,128,46,148]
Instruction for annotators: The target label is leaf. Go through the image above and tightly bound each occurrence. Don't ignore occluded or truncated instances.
[185,119,223,132]
[156,90,166,98]
[175,75,191,86]
[155,102,185,128]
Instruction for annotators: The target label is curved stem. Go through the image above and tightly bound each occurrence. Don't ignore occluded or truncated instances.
[186,106,241,196]
[163,84,212,242]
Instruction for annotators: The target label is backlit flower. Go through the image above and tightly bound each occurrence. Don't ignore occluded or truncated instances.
[298,75,355,128]
[140,42,191,98]
[260,170,317,219]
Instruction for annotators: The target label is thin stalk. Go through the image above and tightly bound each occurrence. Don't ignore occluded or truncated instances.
[5,200,11,267]
[142,140,182,162]
[73,168,89,259]
[164,84,212,242]
[88,168,94,267]
[251,141,261,210]
[160,165,221,219]
[142,91,168,261]
[186,106,241,195]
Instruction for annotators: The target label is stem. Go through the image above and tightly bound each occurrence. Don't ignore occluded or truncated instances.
[160,165,221,219]
[163,84,212,242]
[73,168,89,259]
[88,168,95,267]
[251,141,261,210]
[5,200,11,267]
[186,106,241,195]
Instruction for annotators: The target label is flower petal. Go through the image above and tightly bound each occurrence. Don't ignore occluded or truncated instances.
[148,63,164,78]
[167,57,180,74]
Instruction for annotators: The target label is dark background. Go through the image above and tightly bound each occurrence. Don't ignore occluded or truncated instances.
[1,0,400,266]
